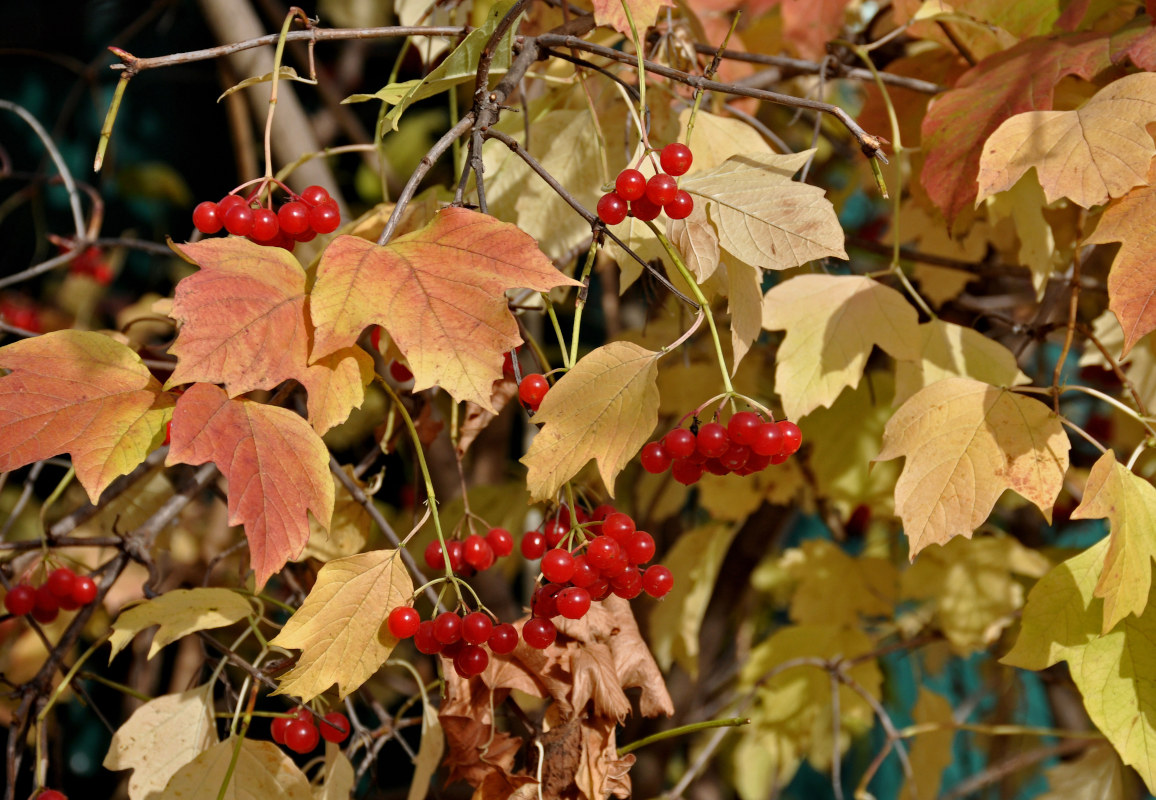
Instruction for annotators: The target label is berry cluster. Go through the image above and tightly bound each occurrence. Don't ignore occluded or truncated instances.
[388,605,513,679]
[518,373,549,411]
[192,185,340,251]
[271,708,350,754]
[4,567,99,624]
[65,245,113,285]
[423,526,515,578]
[640,412,803,486]
[597,143,694,225]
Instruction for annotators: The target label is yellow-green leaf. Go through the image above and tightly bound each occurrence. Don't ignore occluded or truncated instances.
[218,66,316,102]
[109,588,253,662]
[763,275,920,419]
[781,540,898,628]
[269,549,412,701]
[1038,745,1128,800]
[299,465,370,563]
[877,378,1070,558]
[163,737,312,799]
[521,342,661,502]
[901,689,955,800]
[894,319,1029,405]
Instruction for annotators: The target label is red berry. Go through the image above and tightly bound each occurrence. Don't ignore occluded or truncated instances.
[309,202,341,234]
[488,623,519,654]
[745,451,772,472]
[278,201,310,235]
[163,420,172,446]
[532,583,563,619]
[696,422,729,458]
[556,587,591,619]
[660,143,693,176]
[543,519,568,548]
[192,201,222,234]
[521,530,547,560]
[590,504,616,522]
[217,194,247,215]
[665,190,694,220]
[503,351,517,379]
[223,204,254,237]
[728,412,762,445]
[445,540,465,573]
[36,791,67,800]
[602,512,635,543]
[671,458,704,486]
[522,618,557,649]
[640,441,672,474]
[250,208,280,242]
[486,527,513,557]
[320,712,350,743]
[720,443,751,472]
[271,716,292,744]
[388,606,421,639]
[4,584,35,616]
[597,192,628,225]
[433,611,462,644]
[424,540,447,571]
[519,374,549,411]
[47,568,76,600]
[462,611,493,645]
[625,531,655,564]
[630,195,662,221]
[611,567,644,599]
[571,555,600,588]
[285,720,320,753]
[663,428,697,459]
[414,620,442,654]
[463,534,495,571]
[615,169,647,201]
[771,453,790,465]
[32,585,59,624]
[454,643,490,677]
[751,422,783,457]
[778,420,803,455]
[642,565,674,598]
[301,185,331,207]
[646,174,678,206]
[585,536,621,572]
[541,549,575,583]
[389,360,413,382]
[293,226,317,243]
[588,578,612,601]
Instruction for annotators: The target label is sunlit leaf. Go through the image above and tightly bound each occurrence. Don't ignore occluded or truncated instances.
[782,539,898,628]
[893,319,1029,405]
[108,588,253,661]
[163,737,312,799]
[591,0,674,35]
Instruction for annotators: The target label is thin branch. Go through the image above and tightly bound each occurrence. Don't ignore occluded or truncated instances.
[0,100,86,239]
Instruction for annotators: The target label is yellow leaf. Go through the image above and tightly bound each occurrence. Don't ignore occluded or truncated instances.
[103,688,217,800]
[1080,310,1156,412]
[781,540,898,628]
[984,175,1059,298]
[649,521,737,676]
[680,151,847,270]
[1071,450,1156,632]
[667,202,720,282]
[163,737,312,799]
[732,726,800,800]
[218,66,316,102]
[299,465,370,563]
[108,588,253,662]
[269,549,412,701]
[721,258,765,371]
[300,346,375,436]
[877,378,1070,558]
[894,320,1029,405]
[763,275,921,419]
[900,689,954,800]
[521,342,661,502]
[313,744,355,800]
[1038,744,1128,800]
[681,109,775,173]
[977,73,1156,209]
[406,697,444,800]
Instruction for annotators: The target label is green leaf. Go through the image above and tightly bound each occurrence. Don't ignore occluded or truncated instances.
[109,588,254,662]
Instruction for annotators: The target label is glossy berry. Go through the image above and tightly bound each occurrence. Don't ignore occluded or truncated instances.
[597,192,628,225]
[71,576,98,606]
[646,174,678,206]
[300,185,331,207]
[556,587,591,619]
[278,201,310,235]
[223,204,254,237]
[462,611,494,645]
[445,540,465,573]
[625,531,656,564]
[32,585,59,624]
[531,583,562,619]
[671,458,704,486]
[46,568,76,601]
[310,203,341,234]
[615,169,647,201]
[503,351,517,379]
[192,201,223,234]
[630,195,662,221]
[35,792,67,800]
[745,451,772,472]
[728,411,762,445]
[463,534,495,571]
[664,190,694,220]
[488,623,519,654]
[642,565,674,598]
[434,611,462,644]
[4,584,35,617]
[217,194,247,215]
[541,549,575,583]
[696,422,730,458]
[389,360,413,382]
[660,142,693,176]
[320,712,350,743]
[751,422,783,457]
[611,567,644,599]
[778,420,803,455]
[271,716,292,744]
[424,540,447,571]
[250,208,280,242]
[453,643,489,677]
[543,519,568,548]
[486,527,513,557]
[571,555,600,588]
[663,428,697,459]
[285,720,320,753]
[521,530,547,560]
[388,606,421,639]
[414,620,442,654]
[522,618,557,650]
[601,512,635,542]
[639,441,671,474]
[519,373,549,411]
[586,536,621,572]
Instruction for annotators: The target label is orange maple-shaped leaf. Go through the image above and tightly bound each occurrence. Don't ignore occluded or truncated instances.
[0,330,173,501]
[166,383,334,587]
[591,0,673,36]
[310,208,579,412]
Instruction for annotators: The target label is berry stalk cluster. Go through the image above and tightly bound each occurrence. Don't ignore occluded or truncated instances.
[641,411,802,485]
[597,143,694,225]
[192,184,340,251]
[4,567,99,624]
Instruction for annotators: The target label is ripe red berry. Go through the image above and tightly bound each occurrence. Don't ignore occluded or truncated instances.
[462,611,493,645]
[642,565,674,598]
[519,373,549,411]
[728,411,762,446]
[271,715,292,744]
[250,208,280,242]
[585,536,621,572]
[664,190,694,220]
[522,618,557,649]
[320,712,350,743]
[192,201,223,234]
[486,527,513,557]
[414,620,442,654]
[625,531,655,564]
[32,585,59,624]
[445,540,465,573]
[543,518,568,548]
[488,623,519,654]
[4,584,35,616]
[660,143,693,176]
[671,458,704,486]
[696,422,729,458]
[630,194,662,221]
[47,568,76,601]
[387,606,421,639]
[389,360,413,382]
[601,512,635,542]
[310,202,341,234]
[541,549,576,583]
[532,583,563,619]
[556,587,591,619]
[663,428,697,459]
[751,422,783,457]
[745,451,772,472]
[223,204,254,237]
[454,644,490,677]
[640,441,672,474]
[300,185,331,207]
[571,555,600,588]
[424,540,447,571]
[503,351,517,379]
[597,192,629,225]
[217,194,247,215]
[278,201,310,235]
[615,169,647,201]
[646,174,678,206]
[162,420,172,446]
[35,791,67,800]
[778,420,803,455]
[521,530,547,560]
[720,443,751,472]
[611,567,644,599]
[285,720,320,753]
[463,534,495,571]
[433,611,462,644]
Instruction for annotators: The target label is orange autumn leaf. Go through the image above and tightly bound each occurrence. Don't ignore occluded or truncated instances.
[166,383,334,587]
[310,208,580,412]
[0,330,173,501]
[591,0,674,36]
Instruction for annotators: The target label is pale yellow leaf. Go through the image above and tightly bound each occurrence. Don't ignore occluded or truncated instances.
[780,540,898,628]
[900,689,954,800]
[163,737,312,799]
[681,109,775,173]
[985,176,1058,298]
[763,275,920,419]
[877,378,1070,558]
[218,67,315,102]
[103,688,217,800]
[722,258,765,371]
[109,588,253,662]
[1038,744,1127,800]
[299,466,370,563]
[912,264,973,308]
[269,550,412,701]
[667,202,720,282]
[894,320,1029,405]
[313,744,355,800]
[406,697,444,800]
[521,342,661,502]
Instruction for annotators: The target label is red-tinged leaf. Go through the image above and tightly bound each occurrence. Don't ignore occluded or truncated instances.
[1110,14,1156,72]
[310,208,579,412]
[921,33,1112,224]
[591,0,674,36]
[166,383,334,587]
[0,330,173,501]
[774,0,855,61]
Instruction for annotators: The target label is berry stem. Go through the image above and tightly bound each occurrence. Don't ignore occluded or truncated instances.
[684,12,741,146]
[570,237,599,369]
[620,0,650,149]
[263,9,311,188]
[542,293,572,369]
[617,716,751,757]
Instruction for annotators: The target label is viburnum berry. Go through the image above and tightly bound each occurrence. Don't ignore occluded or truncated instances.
[630,194,662,221]
[284,720,320,754]
[389,360,413,382]
[271,715,292,745]
[596,192,628,225]
[646,174,678,206]
[751,422,783,457]
[663,428,697,459]
[779,420,803,455]
[278,201,310,236]
[519,373,549,411]
[744,451,772,473]
[556,587,591,619]
[414,620,442,654]
[486,527,513,557]
[570,555,600,588]
[615,168,646,201]
[671,458,704,486]
[250,208,280,242]
[601,548,629,579]
[601,512,635,542]
[502,350,517,379]
[585,536,621,572]
[300,185,331,207]
[445,540,465,573]
[433,611,462,644]
[46,567,76,601]
[463,534,495,571]
[388,606,421,639]
[488,623,519,654]
[462,611,494,645]
[310,202,341,234]
[192,201,223,234]
[625,531,655,564]
[531,583,563,619]
[424,540,447,571]
[660,142,693,176]
[611,567,644,599]
[522,618,557,649]
[35,791,67,800]
[454,643,490,677]
[4,584,35,617]
[696,422,730,458]
[664,190,694,220]
[31,585,59,624]
[720,443,751,472]
[642,565,674,598]
[728,411,762,445]
[223,204,254,237]
[640,441,671,474]
[521,530,547,560]
[543,518,568,548]
[217,194,247,215]
[320,712,350,743]
[541,549,576,583]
